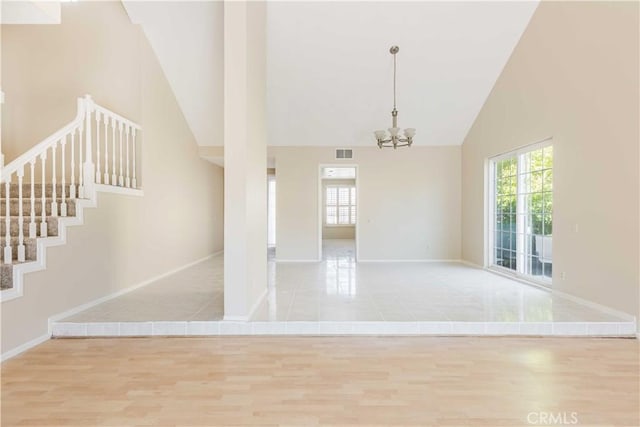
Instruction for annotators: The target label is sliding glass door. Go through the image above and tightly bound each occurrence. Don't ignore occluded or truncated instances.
[490,142,553,284]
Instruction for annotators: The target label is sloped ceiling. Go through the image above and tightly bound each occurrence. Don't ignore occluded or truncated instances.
[1,1,61,24]
[121,1,538,148]
[122,1,223,147]
[267,1,539,146]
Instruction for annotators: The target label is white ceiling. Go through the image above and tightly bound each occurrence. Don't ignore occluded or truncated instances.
[1,1,61,24]
[119,1,538,150]
[122,1,223,147]
[267,1,538,147]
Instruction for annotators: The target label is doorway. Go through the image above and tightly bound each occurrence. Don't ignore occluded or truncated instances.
[267,173,276,260]
[318,165,358,261]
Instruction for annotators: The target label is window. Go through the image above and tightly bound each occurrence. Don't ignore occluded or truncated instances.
[326,185,356,225]
[489,143,553,283]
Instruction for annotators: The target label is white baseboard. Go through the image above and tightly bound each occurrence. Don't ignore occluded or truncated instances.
[1,252,221,363]
[481,263,636,323]
[1,332,50,363]
[249,288,268,320]
[95,184,144,197]
[274,259,319,263]
[48,252,221,327]
[223,287,268,322]
[551,288,636,323]
[459,259,484,269]
[1,198,97,302]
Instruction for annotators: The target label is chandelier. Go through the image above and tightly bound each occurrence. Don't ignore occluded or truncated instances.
[374,46,416,149]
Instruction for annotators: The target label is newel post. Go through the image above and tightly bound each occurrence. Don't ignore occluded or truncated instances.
[82,95,96,199]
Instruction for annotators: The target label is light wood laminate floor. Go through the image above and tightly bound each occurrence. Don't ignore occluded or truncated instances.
[2,337,638,426]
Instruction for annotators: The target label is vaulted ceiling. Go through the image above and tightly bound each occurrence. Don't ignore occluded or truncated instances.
[122,1,538,148]
[267,1,539,147]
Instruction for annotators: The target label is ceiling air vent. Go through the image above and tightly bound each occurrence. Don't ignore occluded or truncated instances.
[335,148,353,159]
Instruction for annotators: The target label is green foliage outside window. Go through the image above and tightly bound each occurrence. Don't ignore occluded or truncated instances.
[495,147,553,237]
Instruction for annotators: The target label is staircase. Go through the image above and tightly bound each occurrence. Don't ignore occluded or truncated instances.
[1,95,142,300]
[0,184,76,288]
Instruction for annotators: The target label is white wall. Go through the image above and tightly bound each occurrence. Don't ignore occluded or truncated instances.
[1,2,224,355]
[461,1,639,320]
[273,146,461,261]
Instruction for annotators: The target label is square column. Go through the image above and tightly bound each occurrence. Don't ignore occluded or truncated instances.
[223,0,267,320]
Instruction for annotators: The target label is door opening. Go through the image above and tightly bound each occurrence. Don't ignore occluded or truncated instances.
[318,165,358,262]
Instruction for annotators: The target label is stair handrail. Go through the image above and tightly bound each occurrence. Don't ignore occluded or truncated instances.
[1,94,142,265]
[2,97,86,179]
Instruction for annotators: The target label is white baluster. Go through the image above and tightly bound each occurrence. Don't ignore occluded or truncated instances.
[111,118,116,186]
[70,130,76,200]
[82,95,95,200]
[4,177,12,264]
[78,126,85,199]
[40,153,48,237]
[17,167,25,262]
[51,143,58,217]
[29,160,37,238]
[60,136,68,217]
[125,125,131,188]
[118,121,124,186]
[132,128,137,188]
[95,111,101,184]
[103,114,109,184]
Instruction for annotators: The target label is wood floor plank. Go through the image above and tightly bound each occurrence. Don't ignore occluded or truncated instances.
[1,337,638,426]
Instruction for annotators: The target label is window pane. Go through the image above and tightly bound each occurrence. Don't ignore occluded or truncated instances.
[326,206,337,224]
[543,170,553,192]
[531,149,544,171]
[326,188,337,205]
[338,206,350,224]
[338,188,350,205]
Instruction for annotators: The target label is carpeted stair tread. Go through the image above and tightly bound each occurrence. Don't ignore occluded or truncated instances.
[0,198,78,217]
[1,183,85,199]
[0,216,60,237]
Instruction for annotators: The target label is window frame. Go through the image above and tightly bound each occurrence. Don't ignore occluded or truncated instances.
[324,184,357,227]
[487,138,553,288]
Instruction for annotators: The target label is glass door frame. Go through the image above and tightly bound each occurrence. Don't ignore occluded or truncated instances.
[486,138,553,288]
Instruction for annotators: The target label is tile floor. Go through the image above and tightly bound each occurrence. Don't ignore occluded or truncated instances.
[57,240,636,336]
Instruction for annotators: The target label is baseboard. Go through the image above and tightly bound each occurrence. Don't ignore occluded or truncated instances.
[1,332,50,363]
[1,198,96,303]
[249,288,268,320]
[483,264,636,323]
[95,184,144,197]
[275,259,319,263]
[223,287,268,322]
[551,288,636,323]
[459,259,484,269]
[48,252,220,329]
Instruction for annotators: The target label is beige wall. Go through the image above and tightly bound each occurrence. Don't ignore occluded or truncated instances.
[273,146,461,261]
[1,2,224,354]
[461,2,639,319]
[1,2,142,161]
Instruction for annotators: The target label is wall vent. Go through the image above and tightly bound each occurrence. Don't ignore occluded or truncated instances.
[335,148,353,159]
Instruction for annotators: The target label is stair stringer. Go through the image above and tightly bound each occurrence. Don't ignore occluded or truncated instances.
[0,186,143,302]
